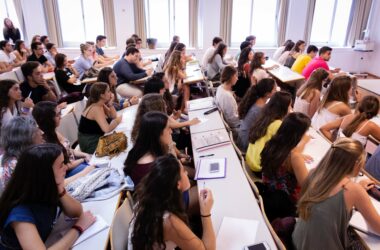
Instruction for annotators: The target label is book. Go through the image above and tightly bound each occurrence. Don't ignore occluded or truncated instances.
[188,97,215,111]
[195,157,226,180]
[72,215,109,246]
[192,130,230,152]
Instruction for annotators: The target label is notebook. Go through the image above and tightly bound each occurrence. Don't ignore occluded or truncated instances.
[192,130,230,152]
[72,215,109,246]
[195,157,226,180]
[188,97,215,111]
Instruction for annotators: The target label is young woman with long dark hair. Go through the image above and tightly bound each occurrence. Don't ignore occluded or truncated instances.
[207,42,228,81]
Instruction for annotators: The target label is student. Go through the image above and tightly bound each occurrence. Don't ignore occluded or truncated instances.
[249,52,276,84]
[320,96,380,145]
[293,68,329,118]
[246,35,256,46]
[128,154,215,250]
[0,79,34,127]
[164,50,186,95]
[97,67,138,110]
[246,91,292,172]
[302,46,340,79]
[0,116,44,191]
[44,43,57,67]
[234,46,254,98]
[202,37,223,71]
[113,47,153,98]
[54,53,86,94]
[274,41,294,63]
[311,75,352,130]
[293,138,380,249]
[0,144,96,249]
[272,39,293,61]
[207,42,228,81]
[0,40,21,67]
[173,35,180,43]
[174,43,192,62]
[12,40,29,63]
[27,42,53,72]
[78,82,122,154]
[95,35,118,61]
[215,66,240,134]
[261,112,311,221]
[73,43,105,80]
[20,61,57,103]
[147,38,157,49]
[234,41,252,62]
[40,35,49,48]
[291,45,318,74]
[32,101,94,178]
[135,38,143,49]
[160,41,178,71]
[3,18,21,43]
[237,78,276,152]
[281,40,305,67]
[31,35,41,44]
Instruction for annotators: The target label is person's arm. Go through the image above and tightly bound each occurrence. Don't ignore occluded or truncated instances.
[64,165,95,185]
[214,55,226,71]
[168,116,200,129]
[319,118,343,142]
[290,151,309,187]
[338,104,352,117]
[93,106,121,133]
[119,61,147,82]
[41,81,58,102]
[308,90,320,118]
[368,122,380,142]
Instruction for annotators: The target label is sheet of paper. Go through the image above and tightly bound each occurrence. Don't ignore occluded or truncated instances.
[195,158,226,180]
[73,215,109,246]
[216,217,259,250]
[350,197,380,237]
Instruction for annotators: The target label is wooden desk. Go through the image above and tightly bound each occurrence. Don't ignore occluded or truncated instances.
[357,79,380,103]
[184,61,205,84]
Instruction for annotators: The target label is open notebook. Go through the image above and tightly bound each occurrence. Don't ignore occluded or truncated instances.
[192,130,230,152]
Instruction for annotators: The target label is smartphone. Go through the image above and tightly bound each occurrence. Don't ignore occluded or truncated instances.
[151,57,159,62]
[204,107,218,115]
[244,242,270,250]
[209,162,220,173]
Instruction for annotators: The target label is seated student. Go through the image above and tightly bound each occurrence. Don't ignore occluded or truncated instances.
[311,75,352,130]
[40,35,50,49]
[293,68,329,118]
[163,50,186,95]
[215,66,240,134]
[12,40,30,63]
[73,43,104,80]
[293,138,380,249]
[281,40,306,67]
[30,35,41,44]
[202,37,223,71]
[302,46,340,79]
[54,53,86,94]
[207,42,228,81]
[147,38,157,49]
[157,41,178,73]
[320,96,380,145]
[32,101,94,179]
[135,37,143,49]
[128,154,215,249]
[0,40,21,67]
[27,42,53,72]
[0,144,96,249]
[113,47,153,98]
[291,45,318,74]
[246,91,292,172]
[0,61,12,73]
[237,78,276,152]
[97,67,139,110]
[3,18,21,43]
[174,43,193,62]
[234,46,254,98]
[234,41,252,62]
[44,43,57,67]
[261,112,311,221]
[274,40,294,63]
[20,61,57,103]
[249,52,277,84]
[272,40,293,61]
[0,79,34,127]
[95,35,118,62]
[78,82,122,154]
[0,116,44,191]
[85,41,114,68]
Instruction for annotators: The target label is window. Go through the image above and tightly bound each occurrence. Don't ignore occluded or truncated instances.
[58,0,104,47]
[144,0,189,47]
[310,0,353,46]
[231,0,279,47]
[0,0,22,40]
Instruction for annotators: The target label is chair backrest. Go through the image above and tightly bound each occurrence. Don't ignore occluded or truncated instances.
[14,67,24,82]
[110,191,134,250]
[73,98,88,124]
[56,111,78,147]
[0,70,19,82]
[241,158,261,200]
[51,75,62,97]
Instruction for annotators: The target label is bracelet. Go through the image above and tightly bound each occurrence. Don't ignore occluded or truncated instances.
[201,214,211,218]
[72,225,84,235]
[58,188,66,198]
[127,99,132,106]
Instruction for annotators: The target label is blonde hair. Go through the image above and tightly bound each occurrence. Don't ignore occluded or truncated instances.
[297,138,365,220]
[80,43,91,54]
[318,75,352,112]
[163,50,183,82]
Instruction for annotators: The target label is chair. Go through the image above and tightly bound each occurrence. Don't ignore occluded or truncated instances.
[51,75,62,97]
[14,67,24,82]
[56,111,78,147]
[73,98,88,124]
[241,158,261,200]
[0,70,19,82]
[110,191,134,250]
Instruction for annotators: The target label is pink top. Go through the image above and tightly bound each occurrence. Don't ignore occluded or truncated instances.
[302,57,329,79]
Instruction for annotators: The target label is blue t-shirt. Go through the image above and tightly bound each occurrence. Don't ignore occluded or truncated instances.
[96,46,104,56]
[0,204,58,249]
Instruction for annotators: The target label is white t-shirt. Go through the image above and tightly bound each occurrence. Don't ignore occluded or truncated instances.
[252,68,270,83]
[202,46,215,71]
[0,50,16,64]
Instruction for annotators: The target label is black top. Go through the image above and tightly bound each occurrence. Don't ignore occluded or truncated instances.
[27,53,48,65]
[54,68,85,93]
[3,28,21,43]
[20,80,48,104]
[78,115,111,135]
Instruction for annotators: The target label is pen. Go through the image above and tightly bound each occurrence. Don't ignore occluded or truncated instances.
[28,91,32,98]
[200,154,214,158]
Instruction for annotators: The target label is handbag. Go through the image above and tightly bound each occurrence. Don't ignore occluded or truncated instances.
[81,66,100,80]
[95,131,127,157]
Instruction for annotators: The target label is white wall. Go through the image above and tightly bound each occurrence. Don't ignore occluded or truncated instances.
[19,0,380,75]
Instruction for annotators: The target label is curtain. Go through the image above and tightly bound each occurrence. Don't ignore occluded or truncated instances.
[303,0,316,44]
[276,0,289,46]
[12,0,27,42]
[101,0,117,46]
[133,0,147,48]
[42,0,63,47]
[347,0,372,47]
[219,0,233,46]
[189,0,199,48]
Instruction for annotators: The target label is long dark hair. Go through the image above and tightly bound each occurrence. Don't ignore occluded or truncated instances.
[148,72,175,115]
[249,52,264,74]
[0,144,63,231]
[237,47,252,73]
[163,41,179,67]
[291,40,305,53]
[0,79,19,125]
[249,91,292,143]
[86,82,109,108]
[318,75,351,112]
[14,40,25,57]
[261,112,311,177]
[296,68,328,98]
[282,41,295,54]
[343,96,379,137]
[54,53,66,69]
[238,78,276,119]
[124,111,169,176]
[32,101,69,163]
[208,42,227,64]
[97,67,119,104]
[131,154,187,249]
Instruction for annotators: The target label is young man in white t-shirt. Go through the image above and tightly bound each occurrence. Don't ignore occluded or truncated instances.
[0,40,22,68]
